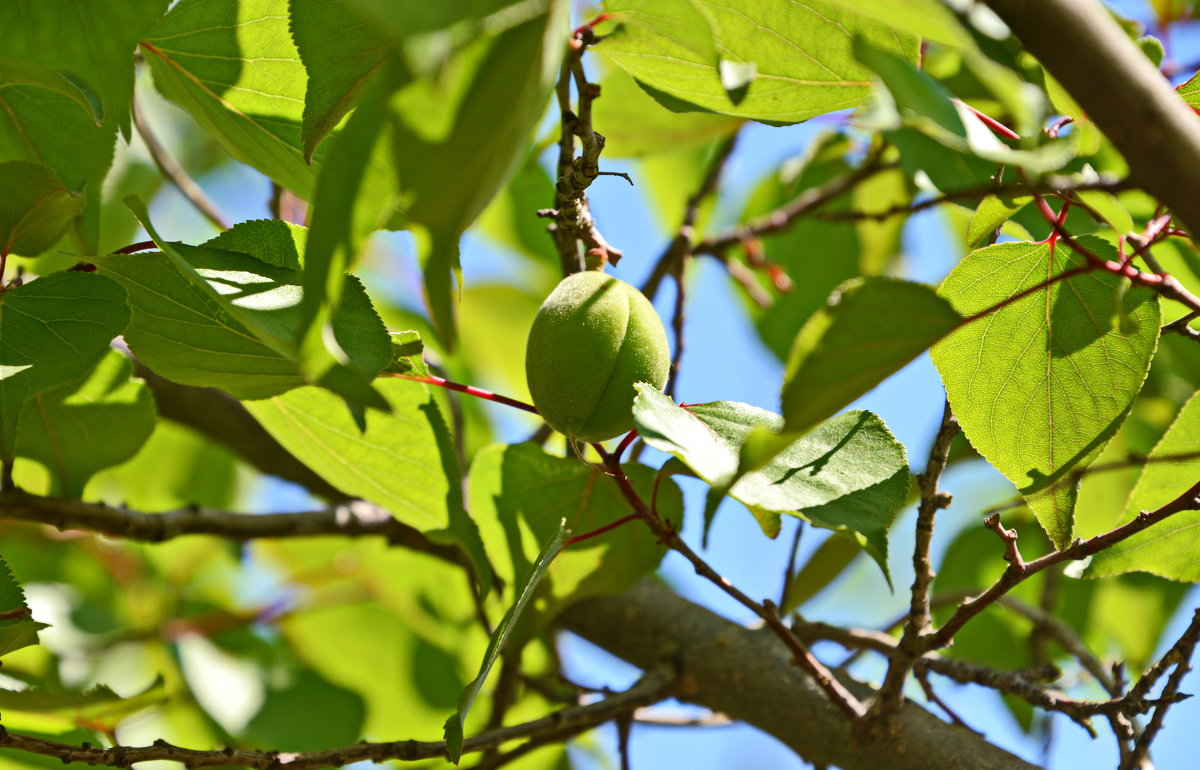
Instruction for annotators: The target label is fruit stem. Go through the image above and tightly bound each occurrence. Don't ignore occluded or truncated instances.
[563,512,643,547]
[387,373,539,415]
[613,430,639,461]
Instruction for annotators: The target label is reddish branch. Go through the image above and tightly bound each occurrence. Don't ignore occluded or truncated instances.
[930,479,1200,648]
[588,443,868,720]
[386,373,539,415]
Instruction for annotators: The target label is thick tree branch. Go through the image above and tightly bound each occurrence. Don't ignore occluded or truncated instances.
[560,580,1038,770]
[982,0,1200,237]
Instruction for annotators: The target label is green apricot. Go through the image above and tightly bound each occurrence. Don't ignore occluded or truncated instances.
[525,271,670,442]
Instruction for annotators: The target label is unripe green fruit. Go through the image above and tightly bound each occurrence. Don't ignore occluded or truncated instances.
[525,271,670,442]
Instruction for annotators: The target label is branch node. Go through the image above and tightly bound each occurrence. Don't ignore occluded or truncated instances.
[984,513,1025,571]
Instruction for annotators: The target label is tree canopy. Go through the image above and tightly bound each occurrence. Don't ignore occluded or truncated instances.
[1,1,1200,769]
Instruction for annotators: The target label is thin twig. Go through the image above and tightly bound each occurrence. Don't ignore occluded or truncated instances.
[643,131,741,300]
[1122,609,1200,770]
[866,402,958,724]
[591,444,867,719]
[1162,311,1200,343]
[930,479,1200,649]
[811,176,1132,223]
[692,153,893,258]
[546,36,623,272]
[0,491,466,568]
[0,667,677,770]
[386,373,539,415]
[132,96,230,231]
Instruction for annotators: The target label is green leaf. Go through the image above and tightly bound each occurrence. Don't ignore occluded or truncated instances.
[297,74,397,393]
[16,351,156,499]
[856,41,1073,174]
[470,442,680,617]
[967,195,1031,250]
[0,61,117,252]
[592,63,742,157]
[1084,390,1200,581]
[0,272,129,460]
[386,2,567,347]
[633,387,908,580]
[0,59,103,126]
[0,554,46,658]
[97,216,390,401]
[245,380,481,549]
[142,0,317,196]
[780,278,961,437]
[243,668,365,751]
[780,533,863,614]
[0,680,166,723]
[384,330,429,377]
[1177,68,1200,110]
[289,0,393,162]
[599,0,917,123]
[1076,189,1134,236]
[445,520,569,765]
[0,0,168,139]
[0,161,84,257]
[931,237,1159,548]
[89,421,241,511]
[816,0,969,46]
[741,134,910,360]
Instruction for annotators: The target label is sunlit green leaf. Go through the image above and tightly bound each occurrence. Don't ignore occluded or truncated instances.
[245,380,488,586]
[142,0,317,196]
[592,62,742,157]
[1085,390,1200,581]
[967,195,1032,250]
[932,237,1159,548]
[633,387,907,580]
[599,0,917,123]
[289,0,393,162]
[97,216,390,401]
[818,0,968,46]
